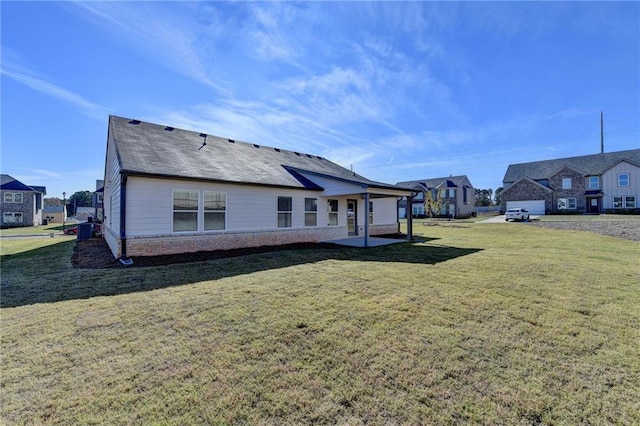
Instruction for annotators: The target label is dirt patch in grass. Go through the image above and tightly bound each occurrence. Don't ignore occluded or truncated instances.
[529,220,640,241]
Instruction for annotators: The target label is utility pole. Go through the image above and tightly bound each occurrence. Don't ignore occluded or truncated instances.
[600,111,604,154]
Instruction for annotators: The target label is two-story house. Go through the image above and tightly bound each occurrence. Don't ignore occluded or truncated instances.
[501,149,640,214]
[1,174,46,228]
[396,175,476,219]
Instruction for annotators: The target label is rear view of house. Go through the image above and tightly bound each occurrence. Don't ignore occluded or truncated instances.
[501,149,640,214]
[103,116,413,259]
[1,174,46,228]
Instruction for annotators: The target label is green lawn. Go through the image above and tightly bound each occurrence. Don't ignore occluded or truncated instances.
[1,224,639,424]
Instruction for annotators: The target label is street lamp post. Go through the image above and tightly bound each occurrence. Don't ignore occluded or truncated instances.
[62,192,66,232]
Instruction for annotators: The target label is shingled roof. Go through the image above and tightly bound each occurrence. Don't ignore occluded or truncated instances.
[503,149,640,184]
[109,115,406,192]
[1,174,38,192]
[396,175,472,190]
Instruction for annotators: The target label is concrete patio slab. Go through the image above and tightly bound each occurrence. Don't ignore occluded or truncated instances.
[322,236,408,247]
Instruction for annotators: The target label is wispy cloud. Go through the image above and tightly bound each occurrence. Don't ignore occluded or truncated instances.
[67,1,229,95]
[1,62,109,119]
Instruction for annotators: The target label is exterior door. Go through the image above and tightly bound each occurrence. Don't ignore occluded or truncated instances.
[347,199,358,236]
[587,197,601,214]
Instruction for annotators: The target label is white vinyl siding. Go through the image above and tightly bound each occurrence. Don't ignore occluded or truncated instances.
[601,161,639,209]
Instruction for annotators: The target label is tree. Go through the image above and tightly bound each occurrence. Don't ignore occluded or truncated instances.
[474,188,493,206]
[67,191,92,216]
[44,197,62,206]
[425,188,445,220]
[494,187,504,206]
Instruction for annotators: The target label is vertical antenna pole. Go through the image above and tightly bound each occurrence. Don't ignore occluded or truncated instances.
[600,111,604,154]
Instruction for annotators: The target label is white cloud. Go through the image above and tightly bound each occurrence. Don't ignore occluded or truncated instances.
[0,64,109,119]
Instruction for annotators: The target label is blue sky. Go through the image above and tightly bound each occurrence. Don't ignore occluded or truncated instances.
[2,1,639,199]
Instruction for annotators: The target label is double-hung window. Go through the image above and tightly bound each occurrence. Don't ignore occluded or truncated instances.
[3,212,23,223]
[305,198,317,227]
[588,176,599,189]
[618,173,630,187]
[204,191,226,230]
[613,196,623,209]
[278,196,292,227]
[4,192,23,203]
[328,199,338,226]
[557,198,576,210]
[562,178,572,190]
[173,190,198,232]
[625,196,636,209]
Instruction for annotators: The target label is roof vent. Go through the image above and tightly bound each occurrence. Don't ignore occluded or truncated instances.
[199,133,207,137]
[254,144,260,148]
[295,152,301,156]
[129,119,141,125]
[274,148,281,152]
[228,139,235,143]
[306,154,313,158]
[164,126,174,131]
[317,156,323,160]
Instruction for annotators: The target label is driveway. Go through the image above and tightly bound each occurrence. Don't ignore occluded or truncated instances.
[479,215,539,223]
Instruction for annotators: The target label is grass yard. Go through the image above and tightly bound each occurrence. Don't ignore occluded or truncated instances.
[1,224,639,424]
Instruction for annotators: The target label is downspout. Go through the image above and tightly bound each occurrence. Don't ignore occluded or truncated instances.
[120,173,128,259]
[363,192,370,247]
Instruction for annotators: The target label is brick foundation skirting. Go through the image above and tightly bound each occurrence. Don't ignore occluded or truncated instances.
[106,224,400,257]
[125,227,346,257]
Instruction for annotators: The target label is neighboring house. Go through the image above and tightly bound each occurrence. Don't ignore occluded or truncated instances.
[103,116,414,259]
[0,174,46,228]
[93,180,104,222]
[74,207,95,222]
[501,149,640,214]
[43,205,67,224]
[396,175,476,219]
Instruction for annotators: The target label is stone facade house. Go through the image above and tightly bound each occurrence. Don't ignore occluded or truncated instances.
[501,149,640,214]
[396,175,476,219]
[103,116,414,259]
[0,174,46,228]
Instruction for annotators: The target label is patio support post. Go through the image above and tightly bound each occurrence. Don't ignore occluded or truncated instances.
[363,192,370,247]
[406,194,413,241]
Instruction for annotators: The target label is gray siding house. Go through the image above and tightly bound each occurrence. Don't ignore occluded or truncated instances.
[103,116,414,259]
[396,175,476,219]
[501,149,640,214]
[1,174,46,227]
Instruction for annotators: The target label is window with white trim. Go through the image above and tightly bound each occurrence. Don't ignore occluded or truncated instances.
[412,205,424,215]
[618,173,630,187]
[625,196,636,209]
[304,198,317,227]
[173,190,198,232]
[588,176,599,189]
[328,199,338,226]
[369,201,374,225]
[3,212,23,223]
[204,191,226,230]
[562,178,572,189]
[557,198,576,210]
[278,196,292,228]
[613,196,623,209]
[4,192,24,203]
